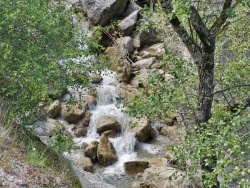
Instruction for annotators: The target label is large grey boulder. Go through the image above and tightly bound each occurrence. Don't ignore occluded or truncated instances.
[124,0,142,16]
[97,134,118,166]
[87,0,129,26]
[118,11,139,36]
[96,116,121,134]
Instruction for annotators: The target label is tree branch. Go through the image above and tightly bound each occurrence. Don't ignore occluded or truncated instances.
[189,6,215,51]
[210,0,233,36]
[213,84,250,95]
[160,0,202,63]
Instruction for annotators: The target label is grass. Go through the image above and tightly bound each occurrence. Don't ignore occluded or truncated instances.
[0,104,82,188]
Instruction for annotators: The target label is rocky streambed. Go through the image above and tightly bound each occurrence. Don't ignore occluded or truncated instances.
[29,0,202,187]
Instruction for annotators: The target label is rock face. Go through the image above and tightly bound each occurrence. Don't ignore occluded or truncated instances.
[87,0,128,26]
[118,11,139,36]
[97,134,118,166]
[76,156,94,172]
[117,36,134,55]
[96,116,121,134]
[124,1,141,16]
[132,118,151,142]
[84,141,99,161]
[45,100,62,119]
[124,161,149,175]
[62,102,87,123]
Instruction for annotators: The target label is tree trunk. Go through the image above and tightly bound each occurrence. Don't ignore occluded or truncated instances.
[196,51,215,124]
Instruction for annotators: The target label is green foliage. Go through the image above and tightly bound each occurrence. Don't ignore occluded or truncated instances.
[26,148,47,168]
[49,133,76,154]
[171,109,250,187]
[0,0,101,123]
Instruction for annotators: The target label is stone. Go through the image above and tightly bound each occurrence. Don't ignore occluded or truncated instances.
[88,73,103,84]
[64,130,73,140]
[81,142,88,150]
[124,0,142,16]
[82,95,96,108]
[130,69,151,87]
[160,125,185,141]
[117,36,134,55]
[132,167,199,188]
[34,118,59,136]
[97,134,118,166]
[96,116,121,134]
[76,156,93,172]
[118,83,140,105]
[62,102,87,123]
[131,57,156,72]
[84,141,99,161]
[148,158,168,168]
[102,130,116,138]
[132,118,151,142]
[118,11,139,36]
[86,0,128,26]
[124,161,149,175]
[45,100,62,119]
[74,127,88,137]
[138,43,165,60]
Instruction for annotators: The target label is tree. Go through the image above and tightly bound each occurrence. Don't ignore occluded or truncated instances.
[0,0,99,123]
[158,0,249,124]
[126,0,249,187]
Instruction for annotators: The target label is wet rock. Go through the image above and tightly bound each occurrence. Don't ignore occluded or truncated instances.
[138,43,165,60]
[82,95,96,108]
[86,0,128,26]
[69,124,77,131]
[74,127,88,137]
[84,141,99,161]
[118,83,140,105]
[62,102,87,124]
[76,156,93,172]
[88,73,103,84]
[131,57,156,72]
[97,134,118,166]
[81,142,88,150]
[64,130,73,140]
[96,116,121,134]
[102,130,116,138]
[132,118,151,142]
[124,161,149,175]
[45,100,62,119]
[118,11,139,36]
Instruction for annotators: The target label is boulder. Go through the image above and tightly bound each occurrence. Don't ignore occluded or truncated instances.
[138,43,165,60]
[64,130,73,140]
[124,0,142,16]
[102,130,116,138]
[76,156,94,172]
[118,83,140,105]
[160,124,185,142]
[97,134,118,166]
[86,0,128,26]
[84,141,99,161]
[117,36,134,55]
[71,2,83,13]
[45,100,62,119]
[124,161,149,175]
[34,118,60,137]
[74,127,88,137]
[82,95,96,108]
[131,57,156,72]
[130,69,151,88]
[132,118,151,142]
[88,73,103,84]
[96,116,121,134]
[118,11,139,36]
[148,158,168,168]
[131,167,200,188]
[81,142,88,150]
[62,102,87,123]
